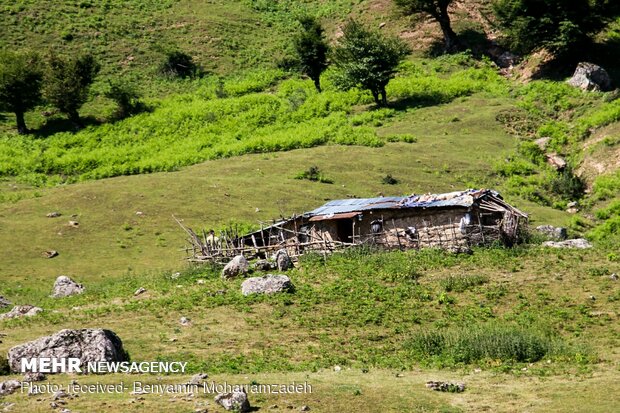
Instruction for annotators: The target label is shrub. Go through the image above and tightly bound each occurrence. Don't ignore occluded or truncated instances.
[104,80,146,119]
[550,167,585,200]
[159,50,198,78]
[381,174,399,185]
[439,274,488,292]
[294,166,334,183]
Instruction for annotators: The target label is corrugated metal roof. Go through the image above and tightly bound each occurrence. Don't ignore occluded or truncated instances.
[306,196,404,216]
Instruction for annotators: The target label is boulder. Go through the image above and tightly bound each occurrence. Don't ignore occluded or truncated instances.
[535,225,568,241]
[8,328,128,373]
[241,274,293,296]
[567,62,612,91]
[187,373,208,385]
[253,260,273,271]
[214,389,250,412]
[51,276,85,298]
[221,255,249,279]
[542,238,592,249]
[497,51,519,68]
[0,380,21,396]
[0,305,43,320]
[0,296,11,309]
[23,372,46,382]
[275,249,291,271]
[46,212,61,218]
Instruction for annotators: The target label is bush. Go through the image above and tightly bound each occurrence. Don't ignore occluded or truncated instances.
[104,80,146,119]
[294,166,334,183]
[439,274,488,292]
[159,50,198,78]
[407,323,578,364]
[550,167,585,200]
[381,174,398,185]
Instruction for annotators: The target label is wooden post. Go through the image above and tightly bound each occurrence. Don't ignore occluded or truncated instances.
[392,219,402,251]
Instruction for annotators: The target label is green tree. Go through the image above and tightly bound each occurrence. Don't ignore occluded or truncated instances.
[332,20,410,106]
[294,16,329,92]
[492,0,619,54]
[104,79,145,120]
[0,51,43,134]
[394,0,458,52]
[43,53,100,125]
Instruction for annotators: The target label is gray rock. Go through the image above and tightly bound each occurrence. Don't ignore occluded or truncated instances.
[187,373,208,385]
[546,153,567,170]
[23,372,46,382]
[222,255,249,279]
[179,317,190,326]
[51,276,85,298]
[46,212,61,218]
[535,225,568,241]
[253,260,273,271]
[542,238,593,249]
[241,274,293,296]
[567,62,612,91]
[0,305,43,320]
[610,273,618,281]
[134,287,146,296]
[534,137,550,150]
[275,249,291,271]
[0,380,21,396]
[214,389,250,412]
[8,328,128,373]
[497,51,519,68]
[425,381,465,392]
[43,250,59,259]
[0,296,11,309]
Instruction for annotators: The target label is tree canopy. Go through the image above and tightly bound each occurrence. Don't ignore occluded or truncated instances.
[493,0,619,55]
[293,16,329,92]
[43,53,100,125]
[331,20,410,106]
[0,51,43,134]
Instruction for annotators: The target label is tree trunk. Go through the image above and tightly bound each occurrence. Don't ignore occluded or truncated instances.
[67,109,82,128]
[312,76,322,93]
[438,8,459,52]
[371,89,380,105]
[380,87,387,106]
[15,111,28,134]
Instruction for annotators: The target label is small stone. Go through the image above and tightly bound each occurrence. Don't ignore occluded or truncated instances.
[196,279,206,285]
[50,402,58,409]
[52,390,69,400]
[425,381,465,393]
[300,406,310,411]
[379,22,386,29]
[136,211,144,215]
[180,317,191,326]
[0,380,21,396]
[23,372,46,383]
[47,212,61,218]
[134,287,146,296]
[171,272,181,280]
[610,273,618,281]
[0,296,11,308]
[51,275,85,298]
[222,255,249,279]
[0,305,42,320]
[334,366,341,372]
[43,250,59,259]
[187,373,208,385]
[68,221,79,227]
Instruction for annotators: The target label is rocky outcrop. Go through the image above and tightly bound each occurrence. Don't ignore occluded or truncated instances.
[221,255,249,279]
[8,329,128,373]
[214,389,250,412]
[0,305,43,320]
[542,238,592,249]
[51,276,85,298]
[241,274,293,296]
[567,62,612,91]
[535,225,567,241]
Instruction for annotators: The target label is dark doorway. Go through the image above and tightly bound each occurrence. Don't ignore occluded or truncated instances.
[336,219,353,243]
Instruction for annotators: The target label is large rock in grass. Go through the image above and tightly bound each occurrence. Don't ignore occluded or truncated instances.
[275,249,292,271]
[241,274,293,296]
[0,380,21,396]
[51,275,85,298]
[221,255,249,279]
[0,305,42,320]
[8,329,128,373]
[567,62,612,91]
[542,238,592,249]
[535,225,567,241]
[214,389,250,412]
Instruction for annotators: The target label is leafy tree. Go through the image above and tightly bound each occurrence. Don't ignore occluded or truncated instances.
[492,0,619,55]
[293,16,329,92]
[43,53,100,126]
[0,51,43,134]
[394,0,459,52]
[331,20,410,106]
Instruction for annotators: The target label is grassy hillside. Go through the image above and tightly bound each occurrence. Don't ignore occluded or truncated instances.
[0,1,619,412]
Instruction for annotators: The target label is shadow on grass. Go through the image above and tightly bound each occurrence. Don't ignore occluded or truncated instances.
[32,116,102,138]
[424,29,492,59]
